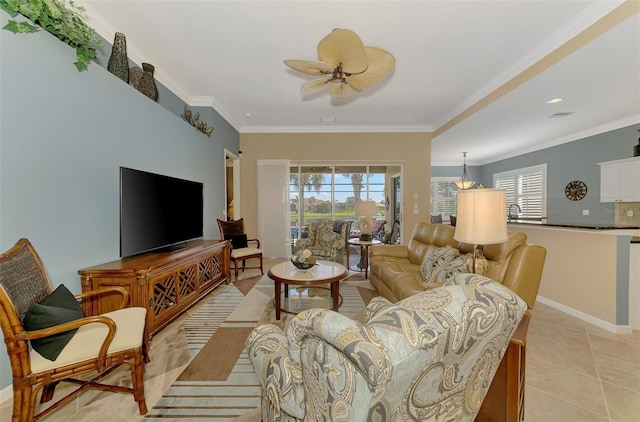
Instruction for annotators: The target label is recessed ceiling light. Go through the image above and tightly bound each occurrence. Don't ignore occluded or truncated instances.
[321,116,336,122]
[245,113,252,118]
[547,97,564,104]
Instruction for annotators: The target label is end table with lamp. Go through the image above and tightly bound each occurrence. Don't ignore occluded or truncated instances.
[347,238,382,278]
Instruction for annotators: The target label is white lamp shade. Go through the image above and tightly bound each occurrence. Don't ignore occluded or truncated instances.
[454,189,508,245]
[355,200,377,216]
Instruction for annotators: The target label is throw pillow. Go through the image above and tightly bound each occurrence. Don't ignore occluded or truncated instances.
[428,254,471,284]
[420,245,459,282]
[225,234,248,249]
[23,284,84,361]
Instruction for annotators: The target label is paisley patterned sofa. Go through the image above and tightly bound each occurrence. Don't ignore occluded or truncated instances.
[246,273,527,421]
[295,220,347,264]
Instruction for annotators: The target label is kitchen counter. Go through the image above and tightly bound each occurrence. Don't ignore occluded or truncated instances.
[508,222,640,241]
[508,220,639,231]
[508,224,637,332]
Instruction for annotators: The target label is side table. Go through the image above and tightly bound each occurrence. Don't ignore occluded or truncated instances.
[346,238,382,278]
[476,312,530,421]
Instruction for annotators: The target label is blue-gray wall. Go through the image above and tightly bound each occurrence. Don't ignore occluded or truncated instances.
[478,124,639,225]
[433,124,639,225]
[0,12,239,390]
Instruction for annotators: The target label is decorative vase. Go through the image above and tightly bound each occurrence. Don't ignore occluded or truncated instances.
[137,63,159,102]
[107,32,129,83]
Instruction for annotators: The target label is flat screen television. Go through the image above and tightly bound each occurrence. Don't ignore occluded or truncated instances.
[120,167,203,258]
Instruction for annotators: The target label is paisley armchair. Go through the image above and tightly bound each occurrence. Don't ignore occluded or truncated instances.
[295,220,346,264]
[246,273,527,421]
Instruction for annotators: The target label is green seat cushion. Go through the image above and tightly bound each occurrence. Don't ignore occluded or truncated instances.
[23,284,83,361]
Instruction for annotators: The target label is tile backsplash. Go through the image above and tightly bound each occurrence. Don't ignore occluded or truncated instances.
[615,202,640,227]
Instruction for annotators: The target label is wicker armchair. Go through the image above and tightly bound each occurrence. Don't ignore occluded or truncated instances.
[0,239,148,422]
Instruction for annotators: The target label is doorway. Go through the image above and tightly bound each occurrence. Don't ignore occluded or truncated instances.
[391,173,402,244]
[225,150,240,221]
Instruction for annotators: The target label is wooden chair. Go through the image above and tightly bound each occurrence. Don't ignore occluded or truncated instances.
[217,218,263,281]
[0,239,148,422]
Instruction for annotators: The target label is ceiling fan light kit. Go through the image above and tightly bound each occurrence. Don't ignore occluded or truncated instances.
[284,28,395,99]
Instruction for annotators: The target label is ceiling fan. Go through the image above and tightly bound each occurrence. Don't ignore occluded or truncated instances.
[284,28,395,99]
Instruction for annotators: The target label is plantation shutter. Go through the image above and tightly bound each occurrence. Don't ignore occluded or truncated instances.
[430,178,458,221]
[494,165,546,219]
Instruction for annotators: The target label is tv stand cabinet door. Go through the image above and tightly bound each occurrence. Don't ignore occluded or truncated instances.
[198,243,230,294]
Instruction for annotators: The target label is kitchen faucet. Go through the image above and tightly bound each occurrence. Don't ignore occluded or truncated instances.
[508,204,522,222]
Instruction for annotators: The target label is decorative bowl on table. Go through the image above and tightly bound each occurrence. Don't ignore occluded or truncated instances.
[291,249,317,271]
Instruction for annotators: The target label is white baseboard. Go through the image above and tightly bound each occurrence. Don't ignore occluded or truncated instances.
[0,384,12,404]
[537,295,633,334]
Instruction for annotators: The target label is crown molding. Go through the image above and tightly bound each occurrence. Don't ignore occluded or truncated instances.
[238,124,433,133]
[469,114,640,166]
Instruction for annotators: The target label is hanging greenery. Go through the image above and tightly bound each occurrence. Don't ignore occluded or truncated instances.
[1,0,101,71]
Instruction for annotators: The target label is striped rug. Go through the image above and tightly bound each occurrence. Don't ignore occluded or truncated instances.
[144,275,376,420]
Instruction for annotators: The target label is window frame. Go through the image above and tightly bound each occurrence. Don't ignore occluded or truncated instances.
[493,164,547,219]
[430,177,459,223]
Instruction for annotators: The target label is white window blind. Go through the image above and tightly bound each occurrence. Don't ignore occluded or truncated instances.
[493,164,546,218]
[430,177,458,221]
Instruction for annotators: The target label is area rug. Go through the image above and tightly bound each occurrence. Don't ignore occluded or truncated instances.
[143,275,378,420]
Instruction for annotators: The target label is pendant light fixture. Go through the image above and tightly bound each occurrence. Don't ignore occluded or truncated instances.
[454,152,476,190]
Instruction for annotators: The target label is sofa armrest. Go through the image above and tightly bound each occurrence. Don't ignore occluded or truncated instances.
[288,309,392,387]
[246,324,306,419]
[370,244,408,258]
[501,244,547,309]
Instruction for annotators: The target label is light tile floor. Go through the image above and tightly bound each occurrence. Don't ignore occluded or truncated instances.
[1,252,638,421]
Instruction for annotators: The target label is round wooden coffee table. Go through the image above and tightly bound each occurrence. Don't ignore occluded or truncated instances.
[269,260,347,320]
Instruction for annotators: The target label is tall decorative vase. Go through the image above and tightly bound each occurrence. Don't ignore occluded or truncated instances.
[107,32,129,83]
[137,63,159,102]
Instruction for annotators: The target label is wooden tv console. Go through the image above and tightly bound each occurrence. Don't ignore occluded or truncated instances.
[78,240,230,338]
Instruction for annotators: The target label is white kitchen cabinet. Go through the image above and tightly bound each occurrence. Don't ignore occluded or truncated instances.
[598,157,640,202]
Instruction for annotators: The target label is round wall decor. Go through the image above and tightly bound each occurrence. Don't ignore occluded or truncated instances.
[565,180,587,201]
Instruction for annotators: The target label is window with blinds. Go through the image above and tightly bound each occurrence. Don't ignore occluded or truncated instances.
[430,177,459,222]
[493,164,547,219]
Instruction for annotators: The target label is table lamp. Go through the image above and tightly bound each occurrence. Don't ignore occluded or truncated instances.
[355,200,377,241]
[454,189,508,274]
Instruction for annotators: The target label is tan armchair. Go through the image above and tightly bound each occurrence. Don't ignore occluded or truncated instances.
[0,238,148,422]
[247,273,527,421]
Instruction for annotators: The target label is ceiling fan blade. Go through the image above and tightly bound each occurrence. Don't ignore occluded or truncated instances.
[347,47,396,90]
[317,28,367,74]
[301,78,332,95]
[284,59,333,75]
[330,83,359,99]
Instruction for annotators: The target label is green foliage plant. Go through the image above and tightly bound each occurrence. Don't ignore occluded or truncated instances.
[1,0,101,71]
